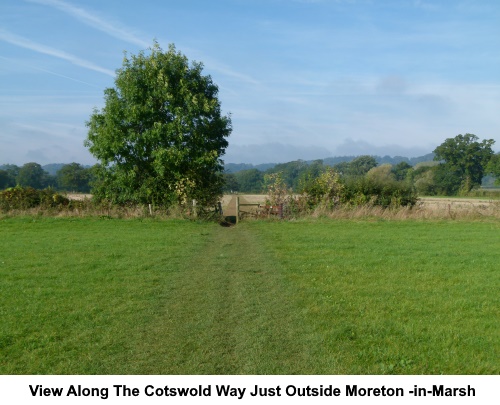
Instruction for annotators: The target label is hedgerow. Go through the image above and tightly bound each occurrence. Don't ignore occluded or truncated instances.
[0,186,69,211]
[342,177,418,208]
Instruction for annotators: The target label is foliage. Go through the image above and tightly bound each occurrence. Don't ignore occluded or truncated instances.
[487,153,500,185]
[299,166,416,210]
[335,155,378,177]
[222,172,239,193]
[56,163,92,192]
[366,164,395,183]
[234,169,264,193]
[414,167,437,196]
[432,164,464,195]
[332,160,350,175]
[0,186,69,211]
[391,161,413,181]
[297,160,326,189]
[264,172,290,206]
[85,42,231,207]
[16,162,51,189]
[433,133,495,194]
[266,160,309,189]
[0,170,14,190]
[0,164,20,190]
[342,176,418,207]
[300,168,344,209]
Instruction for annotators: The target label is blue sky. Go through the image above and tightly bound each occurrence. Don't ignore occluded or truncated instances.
[1,0,499,165]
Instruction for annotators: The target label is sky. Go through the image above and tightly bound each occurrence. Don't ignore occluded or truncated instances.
[1,0,499,165]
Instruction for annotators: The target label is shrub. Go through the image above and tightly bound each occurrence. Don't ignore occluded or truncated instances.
[0,186,69,211]
[342,177,418,208]
[300,168,344,210]
[264,172,289,206]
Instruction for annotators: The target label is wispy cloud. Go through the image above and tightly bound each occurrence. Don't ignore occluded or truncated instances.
[26,0,149,47]
[0,29,115,76]
[25,0,259,87]
[199,55,261,86]
[0,56,101,87]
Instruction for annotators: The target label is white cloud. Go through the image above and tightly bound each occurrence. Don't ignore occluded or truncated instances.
[0,56,101,87]
[0,95,99,119]
[25,0,149,47]
[25,0,261,88]
[0,29,115,76]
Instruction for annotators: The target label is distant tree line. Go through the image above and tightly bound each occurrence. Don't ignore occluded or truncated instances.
[2,134,499,198]
[0,162,93,193]
[224,152,436,174]
[224,134,500,196]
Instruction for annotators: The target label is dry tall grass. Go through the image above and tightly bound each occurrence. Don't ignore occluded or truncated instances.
[309,200,500,220]
[0,201,191,220]
[2,194,499,221]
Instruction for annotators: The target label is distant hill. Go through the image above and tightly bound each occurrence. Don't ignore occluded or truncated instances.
[42,163,68,175]
[376,153,436,166]
[224,162,277,173]
[224,153,436,173]
[0,163,92,175]
[322,156,359,166]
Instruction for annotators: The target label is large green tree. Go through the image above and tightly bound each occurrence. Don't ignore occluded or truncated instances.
[433,133,494,194]
[234,169,264,193]
[487,153,500,185]
[56,163,92,192]
[222,173,239,193]
[0,170,11,190]
[334,155,378,177]
[16,163,47,189]
[0,164,19,189]
[85,43,231,206]
[391,161,413,181]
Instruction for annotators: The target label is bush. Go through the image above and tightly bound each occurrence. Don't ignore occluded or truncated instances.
[300,168,344,210]
[0,186,69,211]
[342,177,418,208]
[414,169,437,196]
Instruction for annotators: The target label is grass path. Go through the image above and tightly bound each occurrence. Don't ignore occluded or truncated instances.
[135,224,314,374]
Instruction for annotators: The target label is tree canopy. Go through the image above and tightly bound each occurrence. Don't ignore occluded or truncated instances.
[487,153,500,185]
[16,163,47,189]
[56,163,92,192]
[334,155,378,177]
[85,43,231,206]
[433,133,494,194]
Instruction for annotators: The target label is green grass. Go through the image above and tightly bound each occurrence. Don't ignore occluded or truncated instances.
[249,219,500,374]
[1,216,498,374]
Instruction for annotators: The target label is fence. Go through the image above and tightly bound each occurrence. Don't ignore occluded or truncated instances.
[223,196,283,223]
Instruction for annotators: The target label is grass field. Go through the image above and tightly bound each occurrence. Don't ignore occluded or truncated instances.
[0,216,498,374]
